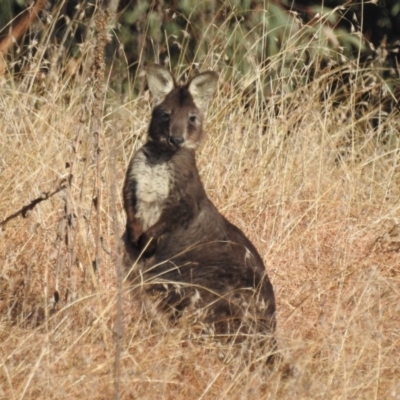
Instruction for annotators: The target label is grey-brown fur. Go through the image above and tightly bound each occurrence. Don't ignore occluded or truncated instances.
[123,64,277,360]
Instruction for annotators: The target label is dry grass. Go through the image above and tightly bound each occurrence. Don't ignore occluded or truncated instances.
[1,42,400,399]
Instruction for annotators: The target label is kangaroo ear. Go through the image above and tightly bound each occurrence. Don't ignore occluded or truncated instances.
[145,64,175,106]
[188,71,219,111]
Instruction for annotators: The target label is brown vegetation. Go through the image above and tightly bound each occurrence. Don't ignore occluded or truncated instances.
[0,8,399,399]
[0,0,47,75]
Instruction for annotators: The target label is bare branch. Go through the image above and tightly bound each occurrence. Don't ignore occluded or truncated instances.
[0,181,67,227]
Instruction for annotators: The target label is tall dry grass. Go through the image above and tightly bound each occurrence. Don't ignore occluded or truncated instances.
[1,14,400,399]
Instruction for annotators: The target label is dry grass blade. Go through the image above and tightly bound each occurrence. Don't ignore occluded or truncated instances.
[90,3,110,274]
[0,5,400,400]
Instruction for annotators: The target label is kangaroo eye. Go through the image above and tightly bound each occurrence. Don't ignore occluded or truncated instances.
[189,115,197,124]
[160,111,170,122]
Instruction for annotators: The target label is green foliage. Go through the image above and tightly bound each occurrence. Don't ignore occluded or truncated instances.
[113,0,397,93]
[1,0,398,133]
[0,0,16,33]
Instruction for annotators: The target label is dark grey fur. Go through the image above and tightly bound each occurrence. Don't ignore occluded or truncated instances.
[123,64,277,360]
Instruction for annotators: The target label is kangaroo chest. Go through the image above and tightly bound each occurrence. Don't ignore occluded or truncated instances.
[130,150,172,231]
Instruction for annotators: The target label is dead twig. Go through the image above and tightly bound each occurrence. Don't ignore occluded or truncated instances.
[0,0,47,75]
[90,2,110,274]
[110,135,124,400]
[0,180,67,227]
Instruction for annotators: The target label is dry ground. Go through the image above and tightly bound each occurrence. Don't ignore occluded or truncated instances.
[0,62,399,399]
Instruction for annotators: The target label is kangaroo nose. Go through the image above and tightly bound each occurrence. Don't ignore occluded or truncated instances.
[168,136,184,147]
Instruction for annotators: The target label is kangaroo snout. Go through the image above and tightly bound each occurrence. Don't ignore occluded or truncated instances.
[168,136,184,147]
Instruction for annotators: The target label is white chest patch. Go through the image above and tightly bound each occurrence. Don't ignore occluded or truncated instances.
[129,150,171,231]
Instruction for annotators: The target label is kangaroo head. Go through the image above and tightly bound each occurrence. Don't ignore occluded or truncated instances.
[145,64,218,150]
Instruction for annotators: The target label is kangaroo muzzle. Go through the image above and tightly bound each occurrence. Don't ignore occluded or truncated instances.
[168,136,184,147]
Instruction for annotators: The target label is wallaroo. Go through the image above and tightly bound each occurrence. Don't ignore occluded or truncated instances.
[123,64,277,362]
